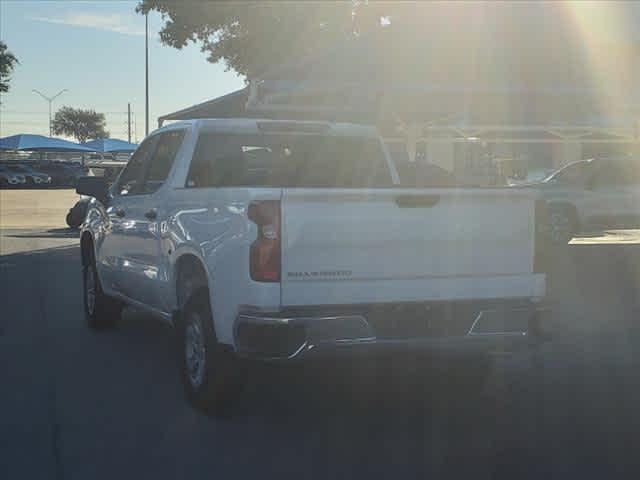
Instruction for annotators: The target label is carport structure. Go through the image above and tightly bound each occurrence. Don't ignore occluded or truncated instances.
[82,138,138,154]
[0,134,93,153]
[159,88,636,184]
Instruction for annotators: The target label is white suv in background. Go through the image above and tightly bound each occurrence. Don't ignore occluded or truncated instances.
[78,119,547,415]
[537,158,640,243]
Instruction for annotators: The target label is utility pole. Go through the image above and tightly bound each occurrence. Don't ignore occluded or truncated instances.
[145,12,149,137]
[127,103,132,143]
[32,89,68,136]
[133,117,138,143]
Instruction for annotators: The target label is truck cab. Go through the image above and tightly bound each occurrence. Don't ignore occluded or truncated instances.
[78,119,548,414]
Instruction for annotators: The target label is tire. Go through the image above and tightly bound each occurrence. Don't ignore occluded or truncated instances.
[0,178,8,189]
[548,204,578,245]
[83,250,122,330]
[66,212,75,228]
[177,288,246,415]
[26,177,35,187]
[66,209,83,229]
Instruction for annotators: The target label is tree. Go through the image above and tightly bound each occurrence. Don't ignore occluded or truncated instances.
[51,107,109,143]
[137,1,355,78]
[0,41,19,94]
[137,1,617,88]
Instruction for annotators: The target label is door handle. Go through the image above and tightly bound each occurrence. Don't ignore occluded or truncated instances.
[145,209,157,220]
[115,207,125,217]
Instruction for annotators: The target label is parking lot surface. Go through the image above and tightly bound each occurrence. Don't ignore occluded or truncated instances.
[0,189,80,230]
[2,190,640,479]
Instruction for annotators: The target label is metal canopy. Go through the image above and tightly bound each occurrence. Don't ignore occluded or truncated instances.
[83,138,138,153]
[0,134,94,152]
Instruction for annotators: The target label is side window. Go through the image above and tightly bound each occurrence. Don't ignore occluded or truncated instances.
[139,130,185,194]
[114,137,156,196]
[186,134,254,188]
[185,134,217,188]
[186,133,392,188]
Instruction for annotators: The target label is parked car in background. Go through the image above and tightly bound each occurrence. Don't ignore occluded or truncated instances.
[0,164,27,188]
[506,168,554,186]
[531,157,640,243]
[77,119,547,415]
[37,162,83,186]
[3,164,52,186]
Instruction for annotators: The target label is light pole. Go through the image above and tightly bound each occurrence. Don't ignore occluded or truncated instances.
[145,12,149,137]
[32,89,68,136]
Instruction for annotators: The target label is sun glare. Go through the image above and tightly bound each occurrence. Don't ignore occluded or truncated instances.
[562,1,636,118]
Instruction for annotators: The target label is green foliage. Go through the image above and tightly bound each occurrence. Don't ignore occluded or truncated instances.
[136,1,605,87]
[0,41,19,94]
[51,107,109,144]
[137,1,356,78]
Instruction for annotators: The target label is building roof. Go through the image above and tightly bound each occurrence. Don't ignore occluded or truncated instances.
[158,88,248,125]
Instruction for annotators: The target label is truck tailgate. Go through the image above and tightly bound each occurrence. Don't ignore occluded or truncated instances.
[280,188,545,306]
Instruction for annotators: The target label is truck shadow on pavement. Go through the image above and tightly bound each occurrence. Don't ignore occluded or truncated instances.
[3,242,640,478]
[4,228,79,239]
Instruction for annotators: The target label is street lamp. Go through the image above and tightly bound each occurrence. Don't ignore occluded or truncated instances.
[145,12,149,137]
[32,89,68,136]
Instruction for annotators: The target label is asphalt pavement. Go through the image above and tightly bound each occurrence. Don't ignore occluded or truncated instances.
[2,223,640,479]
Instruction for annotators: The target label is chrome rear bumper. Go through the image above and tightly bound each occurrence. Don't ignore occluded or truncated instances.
[234,300,549,360]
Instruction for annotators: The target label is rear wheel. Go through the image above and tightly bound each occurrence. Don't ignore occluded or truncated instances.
[83,250,122,330]
[177,288,246,415]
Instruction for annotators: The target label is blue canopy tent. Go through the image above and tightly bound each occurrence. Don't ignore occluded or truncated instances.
[83,138,138,153]
[0,134,94,152]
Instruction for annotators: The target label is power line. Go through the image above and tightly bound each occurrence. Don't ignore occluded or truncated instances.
[0,110,50,114]
[1,120,50,125]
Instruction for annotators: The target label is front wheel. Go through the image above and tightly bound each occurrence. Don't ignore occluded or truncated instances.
[177,288,246,416]
[83,256,122,330]
[66,208,84,229]
[66,212,76,229]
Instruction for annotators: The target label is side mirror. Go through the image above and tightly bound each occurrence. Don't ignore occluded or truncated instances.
[76,176,109,204]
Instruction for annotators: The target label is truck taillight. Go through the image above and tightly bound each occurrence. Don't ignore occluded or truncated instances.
[534,198,550,274]
[248,200,281,282]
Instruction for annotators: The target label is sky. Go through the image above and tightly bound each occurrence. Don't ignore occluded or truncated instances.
[0,0,245,141]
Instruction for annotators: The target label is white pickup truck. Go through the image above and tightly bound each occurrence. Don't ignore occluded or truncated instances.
[77,119,547,414]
